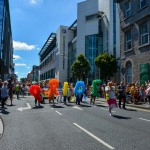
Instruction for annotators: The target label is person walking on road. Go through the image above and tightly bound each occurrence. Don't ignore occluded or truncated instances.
[145,84,150,107]
[15,83,20,99]
[7,79,14,106]
[1,81,8,111]
[117,81,126,109]
[105,82,117,116]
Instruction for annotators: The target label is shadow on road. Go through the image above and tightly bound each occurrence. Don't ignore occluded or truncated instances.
[50,105,65,108]
[0,110,10,115]
[96,104,108,108]
[112,115,131,119]
[81,101,89,104]
[80,104,91,108]
[125,108,137,112]
[32,106,44,109]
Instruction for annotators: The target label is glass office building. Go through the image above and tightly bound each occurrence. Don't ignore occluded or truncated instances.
[0,0,13,80]
[85,20,103,84]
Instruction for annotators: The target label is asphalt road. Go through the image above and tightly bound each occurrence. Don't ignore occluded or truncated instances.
[0,96,150,150]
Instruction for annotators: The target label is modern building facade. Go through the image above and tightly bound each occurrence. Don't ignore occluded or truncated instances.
[68,20,77,83]
[116,0,150,84]
[32,65,39,82]
[77,0,120,83]
[39,26,73,83]
[0,0,13,81]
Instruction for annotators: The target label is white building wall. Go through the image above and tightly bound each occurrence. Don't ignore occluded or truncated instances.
[77,0,120,58]
[77,0,99,55]
[56,26,74,83]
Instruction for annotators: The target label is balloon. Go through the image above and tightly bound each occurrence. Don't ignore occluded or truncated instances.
[63,82,68,96]
[92,79,101,97]
[48,79,59,98]
[74,81,85,95]
[29,85,42,102]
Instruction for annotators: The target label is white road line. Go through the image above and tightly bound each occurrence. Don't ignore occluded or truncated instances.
[139,118,150,122]
[73,123,115,150]
[27,103,31,109]
[55,111,62,116]
[73,106,83,110]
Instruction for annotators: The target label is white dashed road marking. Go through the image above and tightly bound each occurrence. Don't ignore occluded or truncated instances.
[55,111,62,116]
[139,118,150,122]
[73,106,83,110]
[73,123,115,150]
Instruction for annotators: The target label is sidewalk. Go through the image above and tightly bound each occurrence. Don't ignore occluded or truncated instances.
[96,98,150,110]
[0,116,4,139]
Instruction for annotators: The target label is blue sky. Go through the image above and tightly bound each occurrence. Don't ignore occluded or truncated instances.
[10,0,83,80]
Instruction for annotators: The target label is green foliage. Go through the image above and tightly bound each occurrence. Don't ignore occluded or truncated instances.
[20,78,25,83]
[94,52,117,80]
[71,54,90,80]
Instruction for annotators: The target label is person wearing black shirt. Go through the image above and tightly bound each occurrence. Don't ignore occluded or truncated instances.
[117,81,126,109]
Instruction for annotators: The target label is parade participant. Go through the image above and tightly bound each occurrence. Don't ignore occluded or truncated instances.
[29,84,42,107]
[90,80,101,105]
[15,83,21,99]
[7,79,14,106]
[63,82,68,105]
[130,83,135,104]
[117,81,126,109]
[105,82,117,116]
[21,84,26,97]
[57,82,63,102]
[67,84,72,103]
[145,84,150,106]
[1,81,8,111]
[74,81,85,105]
[140,84,146,103]
[47,79,59,106]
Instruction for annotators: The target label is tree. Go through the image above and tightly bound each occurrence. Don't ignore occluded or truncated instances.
[20,78,26,83]
[94,52,117,80]
[71,54,90,80]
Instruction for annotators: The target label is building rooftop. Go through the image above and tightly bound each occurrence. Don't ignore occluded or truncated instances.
[38,32,56,56]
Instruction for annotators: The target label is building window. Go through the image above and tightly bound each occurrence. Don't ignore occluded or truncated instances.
[124,1,131,18]
[86,14,97,21]
[140,22,149,45]
[126,61,132,83]
[140,0,147,8]
[125,30,132,50]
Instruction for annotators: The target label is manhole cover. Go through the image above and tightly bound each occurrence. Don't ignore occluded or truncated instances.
[0,117,4,139]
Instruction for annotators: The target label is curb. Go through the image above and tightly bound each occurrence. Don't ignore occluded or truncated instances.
[0,116,4,139]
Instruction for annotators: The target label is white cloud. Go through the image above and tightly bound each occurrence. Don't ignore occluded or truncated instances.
[15,63,27,67]
[15,72,18,74]
[29,0,43,4]
[13,40,36,51]
[26,67,31,69]
[13,54,21,60]
[37,47,40,50]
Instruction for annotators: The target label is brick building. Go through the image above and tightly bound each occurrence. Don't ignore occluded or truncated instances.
[116,0,150,84]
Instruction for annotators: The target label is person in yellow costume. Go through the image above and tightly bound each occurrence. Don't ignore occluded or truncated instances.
[63,82,68,105]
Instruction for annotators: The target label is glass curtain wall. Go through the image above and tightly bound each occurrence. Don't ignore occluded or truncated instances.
[85,34,103,84]
[0,0,4,59]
